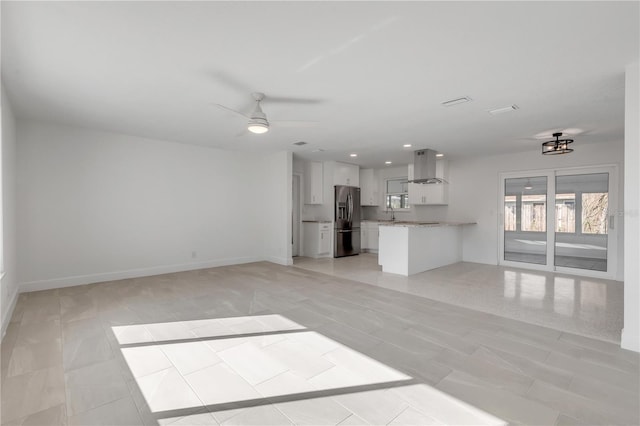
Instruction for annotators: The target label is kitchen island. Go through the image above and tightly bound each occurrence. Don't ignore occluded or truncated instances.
[378,222,474,276]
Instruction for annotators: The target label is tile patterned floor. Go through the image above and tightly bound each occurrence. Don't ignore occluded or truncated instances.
[294,254,623,343]
[1,261,638,425]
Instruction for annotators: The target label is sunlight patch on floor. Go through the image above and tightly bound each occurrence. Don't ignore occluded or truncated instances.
[113,315,506,425]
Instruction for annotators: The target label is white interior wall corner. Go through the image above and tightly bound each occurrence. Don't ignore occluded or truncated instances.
[622,61,640,352]
[1,84,19,338]
[253,150,292,266]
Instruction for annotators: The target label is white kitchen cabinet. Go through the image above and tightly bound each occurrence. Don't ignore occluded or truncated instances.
[407,161,449,205]
[333,162,359,187]
[367,222,380,252]
[361,222,380,252]
[407,164,426,205]
[361,225,369,249]
[359,168,379,206]
[304,161,323,204]
[303,222,332,258]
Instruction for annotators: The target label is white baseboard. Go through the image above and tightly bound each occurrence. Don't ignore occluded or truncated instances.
[19,256,266,293]
[1,288,19,340]
[265,256,293,266]
[621,327,640,353]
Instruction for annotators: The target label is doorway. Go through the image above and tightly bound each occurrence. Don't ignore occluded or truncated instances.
[499,166,618,279]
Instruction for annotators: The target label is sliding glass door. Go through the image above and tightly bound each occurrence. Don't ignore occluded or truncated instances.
[500,166,617,278]
[503,176,548,265]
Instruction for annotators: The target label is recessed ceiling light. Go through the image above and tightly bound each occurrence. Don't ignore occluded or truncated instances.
[488,105,519,115]
[403,144,412,148]
[350,153,357,157]
[293,141,307,146]
[385,161,392,164]
[441,97,472,107]
[435,153,444,157]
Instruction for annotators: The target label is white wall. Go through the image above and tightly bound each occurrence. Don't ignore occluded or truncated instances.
[17,120,290,291]
[622,61,639,352]
[1,86,19,337]
[260,151,292,265]
[446,141,625,278]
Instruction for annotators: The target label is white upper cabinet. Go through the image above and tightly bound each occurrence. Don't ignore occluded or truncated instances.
[359,168,379,206]
[304,161,323,204]
[333,162,359,187]
[408,160,449,205]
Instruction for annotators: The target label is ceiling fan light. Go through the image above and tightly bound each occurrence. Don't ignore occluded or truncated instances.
[247,118,269,134]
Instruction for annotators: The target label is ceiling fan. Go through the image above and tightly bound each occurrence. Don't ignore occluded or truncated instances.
[529,128,589,140]
[517,127,593,144]
[213,92,318,135]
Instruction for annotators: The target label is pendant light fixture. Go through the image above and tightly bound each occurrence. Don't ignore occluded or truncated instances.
[542,132,573,155]
[524,179,533,190]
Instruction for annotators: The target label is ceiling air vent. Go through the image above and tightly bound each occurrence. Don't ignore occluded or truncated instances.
[441,97,472,107]
[488,105,519,115]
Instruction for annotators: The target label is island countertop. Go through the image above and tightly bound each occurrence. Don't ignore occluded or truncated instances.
[376,221,475,227]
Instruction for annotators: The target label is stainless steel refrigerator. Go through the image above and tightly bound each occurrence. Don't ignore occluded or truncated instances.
[334,185,361,257]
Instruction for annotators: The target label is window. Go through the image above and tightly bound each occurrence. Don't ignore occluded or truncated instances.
[521,194,546,232]
[504,195,516,231]
[553,192,608,234]
[385,178,409,209]
[555,193,576,233]
[582,193,608,234]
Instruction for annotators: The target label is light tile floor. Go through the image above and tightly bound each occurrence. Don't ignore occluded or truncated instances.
[1,261,638,425]
[294,254,623,343]
[504,252,607,271]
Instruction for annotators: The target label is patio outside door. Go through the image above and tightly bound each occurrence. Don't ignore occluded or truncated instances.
[499,166,618,279]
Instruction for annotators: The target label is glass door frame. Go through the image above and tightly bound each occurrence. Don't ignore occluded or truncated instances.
[498,165,619,280]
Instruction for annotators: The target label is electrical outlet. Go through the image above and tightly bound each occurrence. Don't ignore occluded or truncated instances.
[191,251,197,259]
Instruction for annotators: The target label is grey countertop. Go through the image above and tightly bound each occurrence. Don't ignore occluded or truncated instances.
[376,221,475,227]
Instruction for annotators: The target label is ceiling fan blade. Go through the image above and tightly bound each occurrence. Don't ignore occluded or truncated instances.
[210,71,255,94]
[532,127,590,140]
[211,103,250,119]
[264,96,324,105]
[272,120,319,128]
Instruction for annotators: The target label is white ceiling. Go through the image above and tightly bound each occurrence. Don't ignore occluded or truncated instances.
[2,1,638,168]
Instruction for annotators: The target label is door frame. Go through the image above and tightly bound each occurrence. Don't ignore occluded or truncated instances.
[292,172,303,257]
[498,164,619,280]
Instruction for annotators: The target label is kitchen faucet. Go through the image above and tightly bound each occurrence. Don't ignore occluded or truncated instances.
[388,205,395,221]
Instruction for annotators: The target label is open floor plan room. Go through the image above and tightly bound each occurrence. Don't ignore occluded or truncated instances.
[1,1,639,426]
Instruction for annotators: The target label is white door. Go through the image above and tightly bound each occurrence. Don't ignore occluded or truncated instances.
[499,165,618,279]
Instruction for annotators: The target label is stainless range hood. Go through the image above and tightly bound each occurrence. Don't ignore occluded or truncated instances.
[409,149,446,184]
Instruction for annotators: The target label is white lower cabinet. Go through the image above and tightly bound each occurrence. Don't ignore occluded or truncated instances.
[361,222,379,252]
[303,222,332,258]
